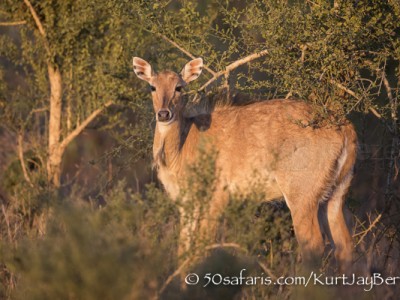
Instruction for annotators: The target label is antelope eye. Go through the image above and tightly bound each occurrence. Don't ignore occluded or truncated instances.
[175,86,183,92]
[150,85,156,92]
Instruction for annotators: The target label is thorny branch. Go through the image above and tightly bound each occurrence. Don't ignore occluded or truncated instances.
[354,213,382,246]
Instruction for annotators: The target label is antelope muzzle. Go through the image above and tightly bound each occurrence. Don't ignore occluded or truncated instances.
[157,109,173,122]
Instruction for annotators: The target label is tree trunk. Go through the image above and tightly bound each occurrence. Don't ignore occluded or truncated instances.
[47,65,63,187]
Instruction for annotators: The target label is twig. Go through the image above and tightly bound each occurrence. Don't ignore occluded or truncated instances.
[59,101,113,151]
[330,79,383,119]
[24,107,48,127]
[0,21,26,26]
[321,248,334,271]
[156,33,216,77]
[17,131,34,187]
[330,79,361,100]
[197,49,269,93]
[369,107,382,119]
[285,91,293,99]
[354,213,382,246]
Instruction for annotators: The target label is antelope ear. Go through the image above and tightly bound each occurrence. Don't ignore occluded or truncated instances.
[132,57,153,82]
[181,58,203,83]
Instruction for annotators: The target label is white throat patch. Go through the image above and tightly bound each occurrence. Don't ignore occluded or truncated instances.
[156,119,175,136]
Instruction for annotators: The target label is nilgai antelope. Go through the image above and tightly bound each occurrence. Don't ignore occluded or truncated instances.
[132,57,357,272]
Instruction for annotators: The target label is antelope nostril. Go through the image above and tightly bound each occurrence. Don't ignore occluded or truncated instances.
[157,110,172,122]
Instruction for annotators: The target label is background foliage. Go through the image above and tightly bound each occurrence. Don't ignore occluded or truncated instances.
[0,0,399,299]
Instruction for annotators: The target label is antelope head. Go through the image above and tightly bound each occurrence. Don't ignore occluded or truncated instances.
[132,57,203,125]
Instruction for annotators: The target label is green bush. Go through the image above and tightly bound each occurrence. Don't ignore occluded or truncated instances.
[1,182,179,299]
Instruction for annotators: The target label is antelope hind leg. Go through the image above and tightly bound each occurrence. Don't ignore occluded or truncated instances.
[289,198,325,271]
[326,173,353,274]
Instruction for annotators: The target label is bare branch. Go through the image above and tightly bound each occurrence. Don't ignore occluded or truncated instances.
[330,79,361,100]
[198,49,269,93]
[26,107,48,125]
[31,107,48,114]
[158,33,196,60]
[330,79,383,119]
[23,0,52,56]
[285,91,293,99]
[17,131,34,187]
[23,0,46,37]
[157,258,190,298]
[140,26,216,76]
[156,33,216,77]
[227,50,269,73]
[369,107,383,119]
[381,72,394,104]
[0,21,26,26]
[59,101,113,151]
